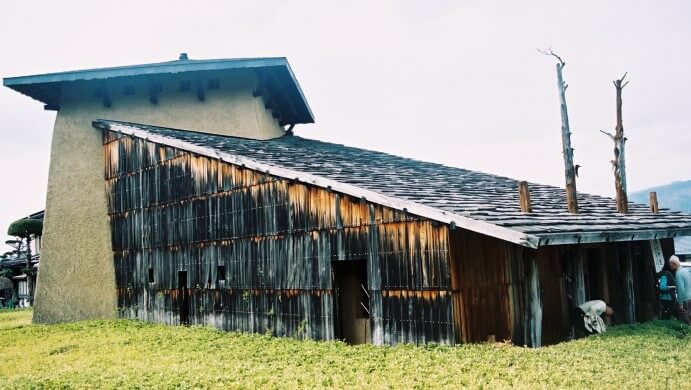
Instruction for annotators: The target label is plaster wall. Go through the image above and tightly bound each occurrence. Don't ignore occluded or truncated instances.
[33,69,286,323]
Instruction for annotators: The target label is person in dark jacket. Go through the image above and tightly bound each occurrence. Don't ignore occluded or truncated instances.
[657,268,677,319]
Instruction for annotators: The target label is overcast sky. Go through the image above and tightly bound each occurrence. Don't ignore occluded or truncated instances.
[1,1,690,251]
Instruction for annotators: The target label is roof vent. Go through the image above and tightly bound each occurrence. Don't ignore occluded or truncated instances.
[179,53,189,61]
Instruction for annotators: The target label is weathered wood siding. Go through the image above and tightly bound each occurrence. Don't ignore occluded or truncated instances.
[449,229,529,344]
[103,131,455,345]
[449,230,659,345]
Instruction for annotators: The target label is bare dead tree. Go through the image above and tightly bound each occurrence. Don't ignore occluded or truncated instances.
[600,73,629,213]
[539,48,578,213]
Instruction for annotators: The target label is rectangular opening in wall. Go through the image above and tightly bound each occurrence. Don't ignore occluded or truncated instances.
[122,85,135,95]
[332,259,370,345]
[217,265,226,282]
[148,268,154,284]
[178,271,189,325]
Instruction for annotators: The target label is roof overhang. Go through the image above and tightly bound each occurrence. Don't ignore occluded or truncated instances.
[4,56,314,126]
[536,228,691,247]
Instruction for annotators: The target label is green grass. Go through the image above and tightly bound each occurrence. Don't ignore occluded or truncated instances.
[0,310,689,389]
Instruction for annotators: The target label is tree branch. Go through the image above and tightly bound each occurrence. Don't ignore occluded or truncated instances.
[600,130,615,141]
[537,47,565,66]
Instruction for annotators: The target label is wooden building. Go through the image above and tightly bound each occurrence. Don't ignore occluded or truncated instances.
[5,55,691,346]
[96,119,691,347]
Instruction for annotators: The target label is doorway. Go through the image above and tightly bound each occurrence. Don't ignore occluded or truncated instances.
[178,271,190,325]
[332,260,370,344]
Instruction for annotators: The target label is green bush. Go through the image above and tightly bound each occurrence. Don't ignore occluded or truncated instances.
[7,218,42,237]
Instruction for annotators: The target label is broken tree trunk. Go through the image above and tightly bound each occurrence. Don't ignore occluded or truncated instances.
[601,73,630,213]
[548,53,579,213]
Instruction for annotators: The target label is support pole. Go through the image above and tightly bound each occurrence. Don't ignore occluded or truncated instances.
[621,243,636,323]
[25,234,33,306]
[573,249,586,306]
[525,254,542,348]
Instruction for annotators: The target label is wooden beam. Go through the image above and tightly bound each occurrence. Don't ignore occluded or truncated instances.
[573,249,586,306]
[509,245,526,346]
[518,181,533,213]
[525,253,542,347]
[148,79,161,105]
[621,242,636,323]
[196,77,205,102]
[649,191,659,214]
[100,81,111,108]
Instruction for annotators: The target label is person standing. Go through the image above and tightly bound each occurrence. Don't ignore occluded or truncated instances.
[656,268,677,319]
[668,255,691,325]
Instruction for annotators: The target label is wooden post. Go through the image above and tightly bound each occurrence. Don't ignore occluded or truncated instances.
[525,254,542,348]
[601,73,630,213]
[518,181,533,213]
[25,234,33,306]
[649,192,659,214]
[621,243,636,323]
[573,249,586,306]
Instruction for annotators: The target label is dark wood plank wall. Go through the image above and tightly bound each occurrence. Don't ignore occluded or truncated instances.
[103,131,455,345]
[536,246,570,344]
[449,229,524,344]
[449,229,660,345]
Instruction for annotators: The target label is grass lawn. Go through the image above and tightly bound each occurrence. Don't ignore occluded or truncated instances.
[1,309,689,389]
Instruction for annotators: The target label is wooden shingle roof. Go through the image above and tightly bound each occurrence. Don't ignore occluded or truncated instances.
[94,120,691,248]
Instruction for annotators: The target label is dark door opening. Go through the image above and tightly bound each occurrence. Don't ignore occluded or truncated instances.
[178,271,189,326]
[332,260,370,344]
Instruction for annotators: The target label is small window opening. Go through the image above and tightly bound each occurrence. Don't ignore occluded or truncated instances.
[148,268,154,283]
[217,265,226,282]
[179,81,191,92]
[207,79,220,89]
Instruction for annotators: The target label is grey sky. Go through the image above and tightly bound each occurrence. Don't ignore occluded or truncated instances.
[1,0,690,250]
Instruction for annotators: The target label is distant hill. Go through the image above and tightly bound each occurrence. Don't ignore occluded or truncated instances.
[630,180,691,213]
[630,180,691,254]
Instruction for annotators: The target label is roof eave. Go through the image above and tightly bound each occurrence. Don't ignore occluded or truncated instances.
[4,57,314,125]
[3,57,288,86]
[536,228,691,246]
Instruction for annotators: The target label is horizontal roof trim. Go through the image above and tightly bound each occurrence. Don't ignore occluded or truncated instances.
[4,57,314,125]
[5,57,283,86]
[94,120,541,249]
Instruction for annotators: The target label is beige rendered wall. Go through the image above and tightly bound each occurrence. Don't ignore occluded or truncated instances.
[33,70,286,323]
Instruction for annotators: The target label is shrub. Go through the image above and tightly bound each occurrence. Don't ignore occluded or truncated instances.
[7,218,42,238]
